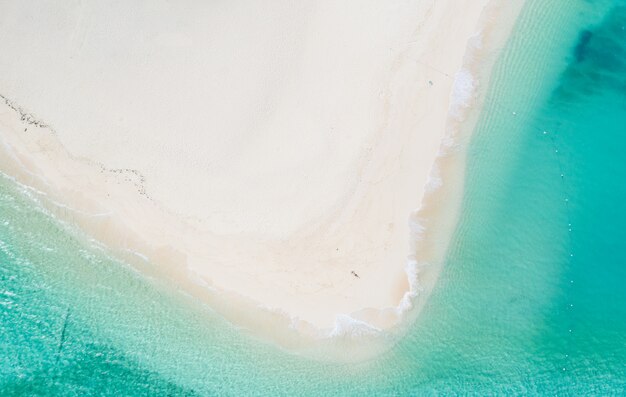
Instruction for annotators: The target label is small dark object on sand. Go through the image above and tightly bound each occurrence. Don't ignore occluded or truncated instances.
[351,270,360,278]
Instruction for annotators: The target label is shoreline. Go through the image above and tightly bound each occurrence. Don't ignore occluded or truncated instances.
[0,0,525,359]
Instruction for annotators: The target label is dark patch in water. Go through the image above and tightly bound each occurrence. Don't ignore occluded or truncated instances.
[554,5,626,104]
[574,30,593,62]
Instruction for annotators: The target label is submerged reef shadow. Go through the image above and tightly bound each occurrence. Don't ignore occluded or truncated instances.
[553,5,626,104]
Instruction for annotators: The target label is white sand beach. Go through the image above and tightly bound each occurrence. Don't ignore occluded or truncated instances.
[0,0,523,338]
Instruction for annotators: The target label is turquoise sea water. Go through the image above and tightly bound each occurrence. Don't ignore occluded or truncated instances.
[1,0,625,395]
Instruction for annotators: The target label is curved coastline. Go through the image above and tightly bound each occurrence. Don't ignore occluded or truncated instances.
[0,0,525,360]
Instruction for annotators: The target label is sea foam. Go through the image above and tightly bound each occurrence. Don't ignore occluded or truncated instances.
[450,68,478,121]
[328,314,382,338]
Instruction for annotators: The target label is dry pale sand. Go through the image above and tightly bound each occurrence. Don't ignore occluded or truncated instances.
[0,0,522,337]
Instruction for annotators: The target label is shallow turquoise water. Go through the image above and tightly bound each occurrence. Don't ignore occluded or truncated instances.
[1,0,625,395]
